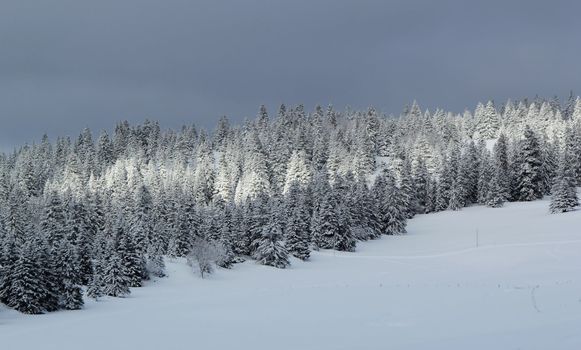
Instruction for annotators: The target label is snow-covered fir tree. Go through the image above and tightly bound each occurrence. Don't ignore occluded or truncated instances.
[550,133,579,213]
[253,205,290,268]
[514,125,544,201]
[102,250,131,298]
[284,182,311,260]
[374,171,407,235]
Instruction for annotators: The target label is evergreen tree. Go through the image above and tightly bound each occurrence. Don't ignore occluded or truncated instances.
[477,100,500,139]
[349,177,380,240]
[10,238,47,314]
[215,205,236,268]
[102,250,131,297]
[86,261,105,300]
[492,133,511,200]
[0,227,19,306]
[540,137,558,196]
[70,201,94,284]
[41,191,67,247]
[235,130,271,202]
[486,167,507,208]
[253,210,290,268]
[458,142,478,205]
[311,188,356,251]
[168,200,193,258]
[117,223,146,288]
[448,177,463,211]
[399,158,417,218]
[515,125,543,201]
[435,146,460,210]
[477,147,493,204]
[425,178,438,213]
[231,202,252,256]
[130,184,154,254]
[374,171,407,235]
[283,150,312,193]
[57,240,84,310]
[412,157,429,214]
[550,142,579,213]
[284,182,311,260]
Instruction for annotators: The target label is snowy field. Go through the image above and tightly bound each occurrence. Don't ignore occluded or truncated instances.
[2,196,581,350]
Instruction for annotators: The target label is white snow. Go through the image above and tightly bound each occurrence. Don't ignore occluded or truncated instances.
[485,138,498,152]
[368,156,390,185]
[2,196,581,350]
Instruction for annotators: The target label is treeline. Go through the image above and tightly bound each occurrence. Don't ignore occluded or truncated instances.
[1,95,580,314]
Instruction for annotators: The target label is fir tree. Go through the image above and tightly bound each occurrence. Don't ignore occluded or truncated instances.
[412,157,429,214]
[399,158,417,218]
[493,133,511,200]
[550,142,579,213]
[57,241,84,310]
[374,171,407,235]
[283,150,312,194]
[448,177,463,211]
[10,238,47,314]
[311,189,355,251]
[168,202,193,258]
[486,167,506,208]
[41,191,67,247]
[477,147,493,204]
[130,184,154,254]
[284,182,311,260]
[458,142,478,205]
[86,261,105,300]
[254,210,290,268]
[515,125,543,201]
[477,100,500,139]
[117,224,146,288]
[349,177,380,240]
[103,250,131,297]
[70,201,94,284]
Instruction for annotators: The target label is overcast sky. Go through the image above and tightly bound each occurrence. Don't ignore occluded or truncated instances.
[1,0,580,149]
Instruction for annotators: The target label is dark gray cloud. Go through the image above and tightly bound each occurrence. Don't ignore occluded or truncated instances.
[1,0,580,149]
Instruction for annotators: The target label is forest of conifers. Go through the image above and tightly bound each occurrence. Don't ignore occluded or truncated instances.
[0,95,580,314]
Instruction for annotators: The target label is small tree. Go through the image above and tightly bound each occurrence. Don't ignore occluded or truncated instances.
[187,238,214,278]
[187,238,226,278]
[146,252,166,278]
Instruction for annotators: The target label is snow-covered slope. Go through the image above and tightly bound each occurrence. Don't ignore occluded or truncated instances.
[2,196,581,350]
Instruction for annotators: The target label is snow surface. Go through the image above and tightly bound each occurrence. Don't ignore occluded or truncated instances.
[485,138,498,152]
[2,196,581,350]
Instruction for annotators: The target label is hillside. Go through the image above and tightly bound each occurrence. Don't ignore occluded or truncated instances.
[2,194,580,350]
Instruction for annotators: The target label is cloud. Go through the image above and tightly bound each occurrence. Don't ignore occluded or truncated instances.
[1,0,580,148]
